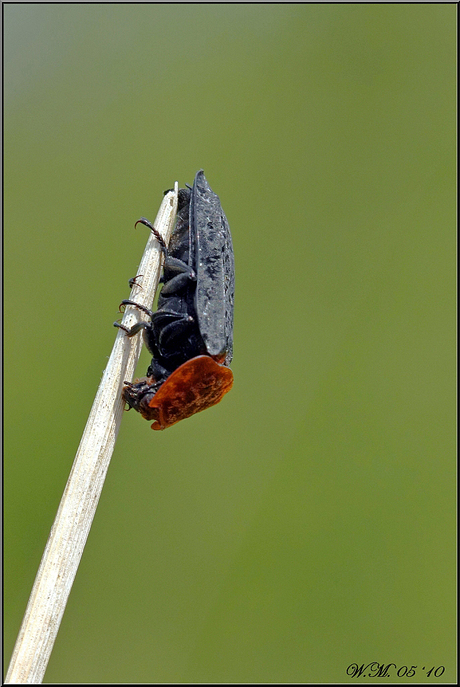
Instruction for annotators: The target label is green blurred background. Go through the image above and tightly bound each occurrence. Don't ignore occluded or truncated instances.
[4,4,456,683]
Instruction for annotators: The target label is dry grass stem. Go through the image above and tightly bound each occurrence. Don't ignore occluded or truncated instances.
[5,183,179,684]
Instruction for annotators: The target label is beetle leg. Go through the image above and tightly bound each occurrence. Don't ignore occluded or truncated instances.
[128,274,143,289]
[114,320,150,338]
[135,217,168,257]
[159,271,195,296]
[146,358,170,383]
[159,318,196,352]
[160,256,196,297]
[150,310,196,354]
[114,300,155,340]
[135,216,196,290]
[163,256,195,276]
[118,299,155,318]
[150,310,190,327]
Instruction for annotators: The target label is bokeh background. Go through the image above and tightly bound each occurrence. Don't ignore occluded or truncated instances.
[4,4,456,684]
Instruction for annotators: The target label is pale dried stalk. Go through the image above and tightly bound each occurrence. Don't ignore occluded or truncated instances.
[5,183,179,684]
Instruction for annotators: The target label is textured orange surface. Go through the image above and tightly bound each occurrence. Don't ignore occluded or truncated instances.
[148,355,233,430]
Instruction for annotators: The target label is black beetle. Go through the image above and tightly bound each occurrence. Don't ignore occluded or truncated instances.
[115,170,234,430]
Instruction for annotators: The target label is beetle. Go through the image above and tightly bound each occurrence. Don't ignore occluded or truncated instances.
[114,170,234,430]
